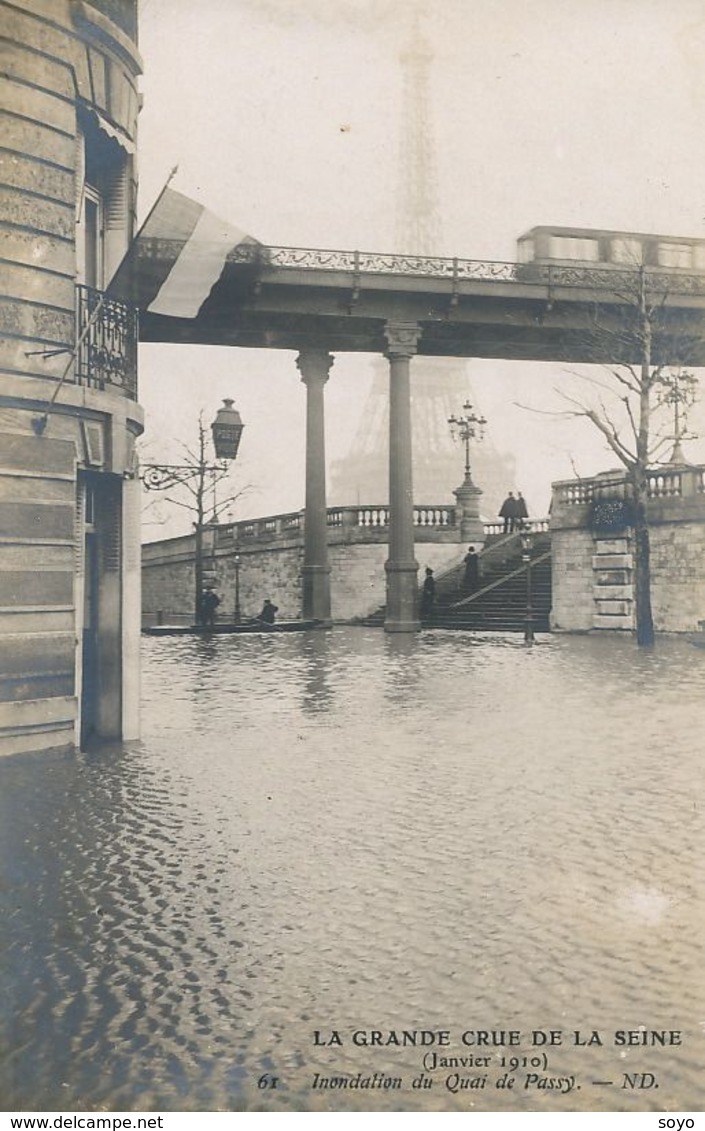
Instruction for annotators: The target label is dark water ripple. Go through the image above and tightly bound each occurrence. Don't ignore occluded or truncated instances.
[1,629,703,1111]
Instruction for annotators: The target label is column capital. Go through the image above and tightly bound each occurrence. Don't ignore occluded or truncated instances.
[296,350,335,385]
[384,321,421,359]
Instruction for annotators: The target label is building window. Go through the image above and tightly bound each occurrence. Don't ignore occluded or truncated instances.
[517,237,535,264]
[76,108,133,289]
[81,185,105,289]
[74,110,137,397]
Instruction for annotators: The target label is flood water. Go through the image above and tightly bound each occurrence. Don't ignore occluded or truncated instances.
[1,628,704,1113]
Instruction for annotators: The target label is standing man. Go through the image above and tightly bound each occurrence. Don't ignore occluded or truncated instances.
[201,588,221,628]
[516,491,529,529]
[499,492,518,534]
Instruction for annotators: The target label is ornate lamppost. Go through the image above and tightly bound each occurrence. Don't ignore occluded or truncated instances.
[448,400,487,480]
[141,399,244,625]
[657,369,698,465]
[448,400,487,545]
[520,527,535,645]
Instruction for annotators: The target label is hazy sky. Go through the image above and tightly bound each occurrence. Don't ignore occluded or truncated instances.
[136,0,705,536]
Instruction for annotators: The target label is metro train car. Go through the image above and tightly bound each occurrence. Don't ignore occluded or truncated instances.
[517,226,705,272]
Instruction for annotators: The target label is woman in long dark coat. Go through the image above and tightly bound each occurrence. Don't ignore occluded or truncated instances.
[462,546,480,594]
[420,567,436,619]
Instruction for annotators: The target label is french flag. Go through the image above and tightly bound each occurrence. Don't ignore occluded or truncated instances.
[109,187,262,320]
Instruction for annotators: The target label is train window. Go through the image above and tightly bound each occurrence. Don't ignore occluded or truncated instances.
[610,237,643,265]
[657,242,692,268]
[693,245,705,269]
[548,236,599,261]
[517,238,535,264]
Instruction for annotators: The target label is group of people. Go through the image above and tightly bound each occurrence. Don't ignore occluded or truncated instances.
[498,491,529,533]
[420,490,530,621]
[199,589,278,628]
[419,544,481,620]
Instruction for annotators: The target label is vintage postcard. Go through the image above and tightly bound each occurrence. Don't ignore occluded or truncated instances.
[1,0,704,1119]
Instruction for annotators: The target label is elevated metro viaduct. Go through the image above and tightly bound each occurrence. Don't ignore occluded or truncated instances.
[137,243,705,631]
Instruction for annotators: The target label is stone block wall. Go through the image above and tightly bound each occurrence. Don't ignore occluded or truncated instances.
[591,537,634,630]
[218,546,303,623]
[549,529,594,631]
[142,536,465,625]
[329,542,463,622]
[651,523,705,632]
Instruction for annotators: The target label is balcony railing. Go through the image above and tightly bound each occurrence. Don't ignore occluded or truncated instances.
[75,284,138,399]
[211,504,458,548]
[228,244,705,296]
[552,466,705,513]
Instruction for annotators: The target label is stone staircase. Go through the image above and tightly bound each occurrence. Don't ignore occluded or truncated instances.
[362,531,552,632]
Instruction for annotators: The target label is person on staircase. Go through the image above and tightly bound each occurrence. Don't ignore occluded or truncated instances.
[420,567,436,620]
[461,546,480,595]
[516,491,529,529]
[499,492,519,533]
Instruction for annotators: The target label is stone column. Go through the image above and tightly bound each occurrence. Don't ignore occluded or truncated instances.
[297,349,334,625]
[384,321,421,632]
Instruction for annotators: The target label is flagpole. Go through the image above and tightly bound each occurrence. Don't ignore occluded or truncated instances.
[31,165,179,435]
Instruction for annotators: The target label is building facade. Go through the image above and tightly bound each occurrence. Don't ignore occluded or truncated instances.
[1,0,143,755]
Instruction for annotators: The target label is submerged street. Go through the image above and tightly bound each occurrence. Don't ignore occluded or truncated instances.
[1,629,703,1112]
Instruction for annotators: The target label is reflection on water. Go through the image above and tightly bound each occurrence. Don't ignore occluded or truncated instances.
[1,629,704,1112]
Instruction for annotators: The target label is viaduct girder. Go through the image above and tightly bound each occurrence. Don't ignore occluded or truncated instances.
[137,241,705,365]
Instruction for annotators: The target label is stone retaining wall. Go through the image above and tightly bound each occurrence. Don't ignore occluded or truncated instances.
[142,533,463,625]
[550,468,705,633]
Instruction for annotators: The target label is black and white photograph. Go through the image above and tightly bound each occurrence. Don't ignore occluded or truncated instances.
[1,0,705,1117]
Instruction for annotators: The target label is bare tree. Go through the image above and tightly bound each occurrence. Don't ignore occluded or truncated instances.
[557,265,701,646]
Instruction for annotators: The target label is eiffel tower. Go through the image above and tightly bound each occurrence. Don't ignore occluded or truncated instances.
[329,9,515,515]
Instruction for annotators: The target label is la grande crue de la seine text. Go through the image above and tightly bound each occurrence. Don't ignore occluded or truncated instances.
[313,1029,683,1048]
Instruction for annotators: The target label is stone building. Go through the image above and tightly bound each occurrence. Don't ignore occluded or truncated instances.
[1,0,143,755]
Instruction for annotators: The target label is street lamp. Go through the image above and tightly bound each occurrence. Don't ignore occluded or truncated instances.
[211,398,244,460]
[141,399,245,626]
[656,369,698,465]
[233,553,242,624]
[448,400,487,481]
[520,526,535,645]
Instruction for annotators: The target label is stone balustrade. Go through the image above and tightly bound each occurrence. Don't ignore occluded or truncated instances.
[483,518,550,537]
[148,508,554,571]
[552,465,705,510]
[206,504,459,549]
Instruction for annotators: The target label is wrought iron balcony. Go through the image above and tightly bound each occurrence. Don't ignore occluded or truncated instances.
[75,284,138,399]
